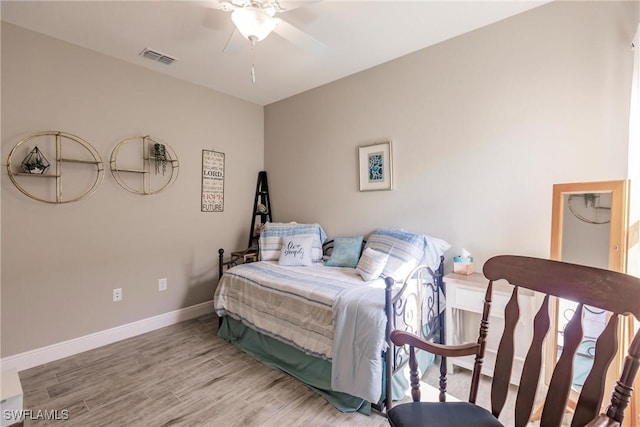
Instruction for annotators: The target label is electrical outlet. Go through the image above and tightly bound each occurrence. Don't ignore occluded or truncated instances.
[113,288,122,302]
[159,278,167,291]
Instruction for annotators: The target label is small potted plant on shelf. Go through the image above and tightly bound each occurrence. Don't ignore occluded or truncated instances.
[152,143,168,175]
[21,146,50,174]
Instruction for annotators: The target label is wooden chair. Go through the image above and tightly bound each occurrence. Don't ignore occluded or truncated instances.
[388,255,640,427]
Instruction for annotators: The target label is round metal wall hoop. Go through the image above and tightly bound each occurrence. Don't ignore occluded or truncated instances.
[567,194,611,225]
[6,131,104,204]
[110,135,179,195]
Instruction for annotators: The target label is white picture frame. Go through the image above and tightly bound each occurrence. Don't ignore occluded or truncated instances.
[358,141,392,191]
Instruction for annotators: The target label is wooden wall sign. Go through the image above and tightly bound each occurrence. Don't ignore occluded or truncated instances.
[201,150,224,212]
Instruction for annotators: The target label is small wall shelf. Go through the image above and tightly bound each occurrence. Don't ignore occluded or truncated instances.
[6,131,104,204]
[110,135,179,195]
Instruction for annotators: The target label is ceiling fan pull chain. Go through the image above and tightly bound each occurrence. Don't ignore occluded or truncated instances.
[250,37,257,84]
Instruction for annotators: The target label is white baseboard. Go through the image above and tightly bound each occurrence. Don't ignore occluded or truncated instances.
[0,301,215,373]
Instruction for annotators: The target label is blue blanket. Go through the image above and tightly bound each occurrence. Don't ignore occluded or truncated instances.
[331,282,388,402]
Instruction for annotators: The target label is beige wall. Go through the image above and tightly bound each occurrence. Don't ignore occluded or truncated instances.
[264,1,639,270]
[628,17,640,280]
[2,1,638,360]
[1,23,264,357]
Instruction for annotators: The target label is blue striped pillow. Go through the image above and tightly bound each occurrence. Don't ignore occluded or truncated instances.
[364,228,427,280]
[259,222,327,263]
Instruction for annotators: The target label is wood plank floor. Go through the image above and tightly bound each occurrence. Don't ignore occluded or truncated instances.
[17,313,560,426]
[18,313,390,426]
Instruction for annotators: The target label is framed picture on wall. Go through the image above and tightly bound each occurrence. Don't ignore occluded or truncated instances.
[358,141,392,191]
[201,149,225,212]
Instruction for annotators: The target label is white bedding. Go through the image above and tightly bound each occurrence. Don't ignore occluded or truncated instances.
[214,261,384,359]
[213,261,390,402]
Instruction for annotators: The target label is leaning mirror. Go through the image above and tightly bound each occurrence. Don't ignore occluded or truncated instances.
[544,180,629,417]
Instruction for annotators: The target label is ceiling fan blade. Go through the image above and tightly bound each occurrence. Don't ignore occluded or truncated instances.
[273,18,326,55]
[277,1,321,12]
[191,0,227,11]
[223,28,246,54]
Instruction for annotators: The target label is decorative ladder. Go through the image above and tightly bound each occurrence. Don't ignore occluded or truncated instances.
[248,171,272,249]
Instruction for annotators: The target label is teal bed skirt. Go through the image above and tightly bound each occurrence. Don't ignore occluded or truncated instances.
[218,316,431,414]
[218,316,372,413]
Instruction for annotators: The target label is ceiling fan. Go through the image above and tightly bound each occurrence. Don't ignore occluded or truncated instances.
[213,0,326,55]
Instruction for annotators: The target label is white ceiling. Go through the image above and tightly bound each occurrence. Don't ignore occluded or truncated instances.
[1,0,549,106]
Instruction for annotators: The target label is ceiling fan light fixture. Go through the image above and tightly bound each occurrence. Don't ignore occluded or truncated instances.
[231,7,278,42]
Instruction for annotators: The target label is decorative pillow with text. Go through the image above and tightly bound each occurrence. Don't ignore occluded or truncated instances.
[259,222,327,263]
[278,235,315,266]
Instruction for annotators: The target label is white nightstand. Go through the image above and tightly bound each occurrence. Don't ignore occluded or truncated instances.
[444,272,537,385]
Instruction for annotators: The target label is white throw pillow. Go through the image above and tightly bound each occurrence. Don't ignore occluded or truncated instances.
[259,222,327,263]
[356,247,389,281]
[278,236,315,266]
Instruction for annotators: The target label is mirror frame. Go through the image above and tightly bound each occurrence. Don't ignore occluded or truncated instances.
[546,179,629,408]
[550,180,629,270]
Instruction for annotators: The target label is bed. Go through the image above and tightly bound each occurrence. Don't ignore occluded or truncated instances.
[214,224,450,414]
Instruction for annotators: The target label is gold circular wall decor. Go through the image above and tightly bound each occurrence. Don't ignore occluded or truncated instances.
[6,131,104,204]
[567,193,611,225]
[110,135,179,195]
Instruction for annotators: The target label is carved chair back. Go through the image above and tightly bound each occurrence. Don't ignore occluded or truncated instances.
[389,255,640,427]
[482,255,640,426]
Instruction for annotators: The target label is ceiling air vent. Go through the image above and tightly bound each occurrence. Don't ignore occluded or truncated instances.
[139,48,178,65]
